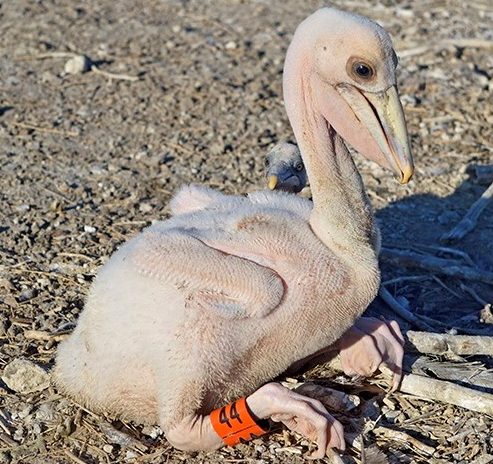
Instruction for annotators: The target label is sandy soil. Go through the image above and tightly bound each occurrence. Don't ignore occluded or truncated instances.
[0,0,492,463]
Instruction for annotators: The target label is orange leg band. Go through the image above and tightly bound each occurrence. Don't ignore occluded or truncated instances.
[210,397,270,446]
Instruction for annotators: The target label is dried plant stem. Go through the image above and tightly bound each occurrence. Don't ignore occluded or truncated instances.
[441,180,493,243]
[91,65,139,82]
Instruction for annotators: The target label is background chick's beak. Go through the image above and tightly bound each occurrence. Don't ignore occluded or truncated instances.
[268,175,279,190]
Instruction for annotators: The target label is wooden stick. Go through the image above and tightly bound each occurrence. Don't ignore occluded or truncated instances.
[325,358,493,415]
[460,283,489,306]
[413,244,475,266]
[407,331,493,356]
[378,287,435,331]
[327,449,345,464]
[380,247,493,285]
[441,181,493,243]
[400,373,493,415]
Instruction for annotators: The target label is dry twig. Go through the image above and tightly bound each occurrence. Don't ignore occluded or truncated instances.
[90,65,139,82]
[24,329,68,342]
[11,121,79,137]
[441,181,493,243]
[378,287,435,331]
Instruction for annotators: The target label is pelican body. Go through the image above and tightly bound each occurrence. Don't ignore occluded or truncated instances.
[55,7,413,457]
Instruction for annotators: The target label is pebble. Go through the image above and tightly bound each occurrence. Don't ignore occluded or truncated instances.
[64,55,92,74]
[139,203,153,214]
[18,288,36,302]
[140,425,162,439]
[18,404,33,419]
[103,444,114,454]
[36,403,56,422]
[84,225,97,233]
[437,210,461,225]
[1,358,50,394]
[125,450,139,461]
[13,426,24,442]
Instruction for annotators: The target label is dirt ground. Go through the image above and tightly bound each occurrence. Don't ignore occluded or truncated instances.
[1,0,492,463]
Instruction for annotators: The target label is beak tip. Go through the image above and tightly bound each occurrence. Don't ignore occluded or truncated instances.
[399,166,414,184]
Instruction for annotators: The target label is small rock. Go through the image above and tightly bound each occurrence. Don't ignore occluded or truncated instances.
[14,204,30,213]
[84,225,96,233]
[18,404,33,419]
[36,403,55,422]
[1,359,50,394]
[480,304,493,324]
[64,55,92,74]
[141,425,162,439]
[18,288,36,302]
[56,417,74,437]
[125,450,139,461]
[103,444,114,454]
[139,203,153,214]
[437,210,461,225]
[225,41,237,50]
[13,426,24,441]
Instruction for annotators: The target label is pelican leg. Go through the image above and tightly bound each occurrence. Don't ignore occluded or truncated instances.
[164,382,344,458]
[287,317,405,391]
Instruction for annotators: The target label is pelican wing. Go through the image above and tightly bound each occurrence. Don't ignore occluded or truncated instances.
[130,228,284,319]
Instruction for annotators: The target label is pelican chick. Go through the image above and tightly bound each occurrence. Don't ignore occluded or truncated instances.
[265,141,307,193]
[55,7,413,458]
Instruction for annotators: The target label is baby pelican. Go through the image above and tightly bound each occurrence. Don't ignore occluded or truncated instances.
[56,7,412,458]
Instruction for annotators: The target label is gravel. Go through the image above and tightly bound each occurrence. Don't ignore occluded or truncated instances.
[0,0,492,463]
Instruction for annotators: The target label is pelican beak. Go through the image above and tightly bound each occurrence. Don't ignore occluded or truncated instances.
[336,84,414,184]
[268,175,279,190]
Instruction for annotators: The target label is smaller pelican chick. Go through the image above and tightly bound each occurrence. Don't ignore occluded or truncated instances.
[266,142,307,193]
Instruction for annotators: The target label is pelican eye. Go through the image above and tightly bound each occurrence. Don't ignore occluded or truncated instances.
[264,158,270,167]
[294,161,304,172]
[353,62,374,79]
